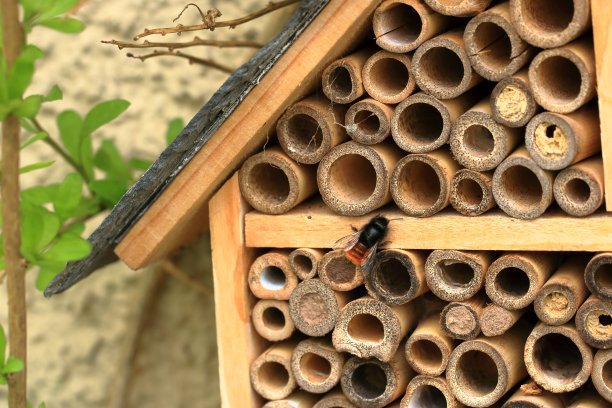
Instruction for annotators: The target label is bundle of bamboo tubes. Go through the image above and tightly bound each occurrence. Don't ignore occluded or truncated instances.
[238,0,604,220]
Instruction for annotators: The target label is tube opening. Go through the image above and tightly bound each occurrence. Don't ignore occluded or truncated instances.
[260,266,287,290]
[259,361,290,392]
[397,160,442,210]
[499,165,543,208]
[354,110,381,136]
[457,178,485,207]
[440,261,475,287]
[328,154,377,204]
[411,339,444,372]
[594,263,612,294]
[473,22,512,70]
[463,125,495,158]
[369,57,410,96]
[408,385,447,408]
[536,56,582,105]
[347,313,385,343]
[494,267,530,298]
[532,333,583,384]
[293,254,314,277]
[374,258,412,296]
[521,0,574,33]
[397,102,444,146]
[262,306,286,330]
[564,178,591,204]
[325,255,357,284]
[419,47,464,88]
[377,4,423,47]
[603,359,612,389]
[300,352,332,384]
[297,292,326,325]
[328,66,354,99]
[543,291,570,316]
[248,163,291,205]
[599,314,612,326]
[351,363,387,400]
[496,84,529,121]
[287,113,324,152]
[456,350,499,397]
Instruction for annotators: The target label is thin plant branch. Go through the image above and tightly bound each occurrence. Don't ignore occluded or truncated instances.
[160,259,213,297]
[102,37,263,51]
[126,50,234,73]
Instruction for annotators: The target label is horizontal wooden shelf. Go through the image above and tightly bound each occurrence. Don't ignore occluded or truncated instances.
[245,201,612,251]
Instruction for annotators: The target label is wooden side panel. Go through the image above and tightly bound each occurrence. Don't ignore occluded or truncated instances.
[592,0,612,210]
[210,174,265,408]
[245,201,612,251]
[115,0,383,269]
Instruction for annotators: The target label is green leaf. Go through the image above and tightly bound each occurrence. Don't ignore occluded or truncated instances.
[21,184,59,205]
[56,109,83,162]
[89,179,127,206]
[39,403,47,408]
[53,173,83,219]
[39,17,85,33]
[165,117,184,145]
[2,356,24,374]
[80,133,94,180]
[68,197,101,219]
[82,99,129,135]
[128,157,152,171]
[0,325,6,362]
[20,202,61,260]
[62,222,85,236]
[42,233,91,262]
[19,160,55,174]
[0,374,7,385]
[7,45,44,99]
[35,261,65,291]
[45,85,63,101]
[14,94,44,118]
[21,131,48,149]
[94,139,131,181]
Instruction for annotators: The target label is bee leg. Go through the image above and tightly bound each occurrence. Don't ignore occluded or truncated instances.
[379,240,392,248]
[350,225,359,232]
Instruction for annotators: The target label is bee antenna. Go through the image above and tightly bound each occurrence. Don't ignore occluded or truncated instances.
[387,217,403,222]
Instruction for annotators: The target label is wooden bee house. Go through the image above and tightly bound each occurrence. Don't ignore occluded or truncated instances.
[49,0,612,407]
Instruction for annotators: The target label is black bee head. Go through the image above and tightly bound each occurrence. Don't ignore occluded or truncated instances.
[370,215,389,230]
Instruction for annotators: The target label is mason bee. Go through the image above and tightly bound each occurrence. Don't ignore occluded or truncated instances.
[333,215,390,274]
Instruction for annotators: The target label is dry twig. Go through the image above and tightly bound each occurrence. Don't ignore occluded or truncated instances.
[126,50,234,73]
[161,259,213,297]
[103,37,263,51]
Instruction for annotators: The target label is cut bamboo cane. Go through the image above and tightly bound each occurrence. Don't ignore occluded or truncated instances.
[248,251,298,300]
[373,0,453,53]
[322,49,375,104]
[575,295,612,349]
[252,299,296,342]
[528,38,597,114]
[289,278,356,337]
[554,156,605,217]
[332,296,417,362]
[313,388,358,408]
[509,0,591,48]
[450,98,522,172]
[449,169,496,216]
[291,338,346,394]
[277,96,348,165]
[524,322,593,393]
[534,254,591,325]
[362,50,417,104]
[490,69,538,128]
[446,323,531,407]
[585,253,612,302]
[289,248,325,280]
[405,313,455,376]
[390,148,461,217]
[492,146,556,219]
[365,249,429,305]
[263,390,319,408]
[317,141,403,216]
[400,375,464,408]
[464,2,535,81]
[567,388,610,408]
[502,387,565,408]
[239,146,318,214]
[341,347,414,408]
[480,303,526,337]
[251,340,299,400]
[391,90,481,153]
[412,28,483,99]
[318,250,364,292]
[423,0,493,17]
[485,252,559,310]
[425,250,494,301]
[592,349,612,403]
[440,292,488,340]
[525,104,601,170]
[345,98,394,145]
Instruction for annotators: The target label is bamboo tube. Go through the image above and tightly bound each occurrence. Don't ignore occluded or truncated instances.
[277,96,348,165]
[450,169,495,216]
[534,254,591,326]
[252,299,296,341]
[263,390,319,408]
[332,296,417,362]
[567,388,610,408]
[317,141,403,216]
[585,253,612,302]
[239,146,317,214]
[365,249,429,305]
[592,349,612,403]
[345,98,393,145]
[440,292,488,340]
[291,338,346,394]
[502,387,565,408]
[524,322,593,393]
[318,250,364,292]
[248,251,298,300]
[575,295,612,349]
[528,38,597,114]
[373,0,453,53]
[289,278,357,337]
[525,104,601,170]
[554,156,605,217]
[412,28,483,99]
[390,148,461,217]
[480,303,526,337]
[423,0,493,17]
[341,347,415,408]
[509,0,591,49]
[251,340,299,400]
[450,98,522,172]
[391,90,482,153]
[492,146,556,219]
[463,2,535,81]
[313,389,358,408]
[485,252,559,310]
[400,375,464,408]
[490,69,538,128]
[446,323,531,407]
[405,313,455,376]
[425,250,494,301]
[322,49,374,105]
[289,248,324,280]
[362,50,417,104]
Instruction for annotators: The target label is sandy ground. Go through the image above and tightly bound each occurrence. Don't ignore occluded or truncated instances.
[0,0,293,406]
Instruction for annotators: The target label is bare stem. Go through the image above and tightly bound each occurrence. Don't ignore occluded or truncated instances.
[161,260,213,297]
[126,50,234,73]
[102,37,263,51]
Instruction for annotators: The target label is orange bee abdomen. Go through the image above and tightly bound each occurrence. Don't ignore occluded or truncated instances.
[345,243,368,266]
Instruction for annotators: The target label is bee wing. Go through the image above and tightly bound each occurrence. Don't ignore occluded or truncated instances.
[358,242,379,276]
[332,232,360,251]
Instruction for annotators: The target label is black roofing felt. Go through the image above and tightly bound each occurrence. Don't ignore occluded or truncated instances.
[44,0,330,297]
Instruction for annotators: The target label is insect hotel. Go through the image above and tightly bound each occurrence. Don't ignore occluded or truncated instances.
[47,0,612,407]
